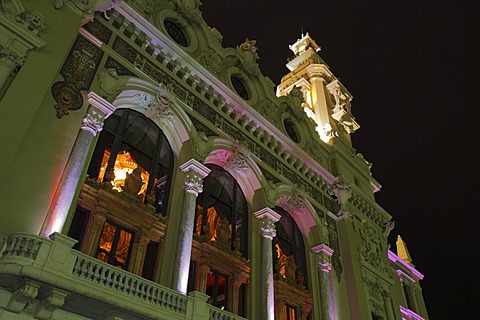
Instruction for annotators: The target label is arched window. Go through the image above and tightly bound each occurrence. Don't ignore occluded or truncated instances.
[87,109,173,216]
[195,164,248,256]
[273,206,308,290]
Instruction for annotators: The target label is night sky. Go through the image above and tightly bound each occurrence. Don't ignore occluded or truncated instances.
[201,1,479,318]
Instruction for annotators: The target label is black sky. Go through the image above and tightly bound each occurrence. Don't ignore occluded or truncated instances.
[201,1,479,318]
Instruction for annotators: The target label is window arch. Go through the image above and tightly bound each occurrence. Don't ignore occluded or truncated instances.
[87,109,173,216]
[194,164,248,256]
[273,206,308,290]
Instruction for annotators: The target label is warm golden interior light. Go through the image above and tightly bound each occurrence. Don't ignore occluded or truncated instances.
[196,206,222,241]
[97,222,133,269]
[276,243,288,278]
[97,150,149,197]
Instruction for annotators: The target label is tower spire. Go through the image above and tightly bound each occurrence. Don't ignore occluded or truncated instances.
[396,235,414,267]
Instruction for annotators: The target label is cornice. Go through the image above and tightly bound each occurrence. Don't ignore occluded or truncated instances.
[388,250,424,280]
[0,12,46,50]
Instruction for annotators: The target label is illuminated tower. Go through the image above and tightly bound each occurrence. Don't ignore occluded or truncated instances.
[277,33,360,145]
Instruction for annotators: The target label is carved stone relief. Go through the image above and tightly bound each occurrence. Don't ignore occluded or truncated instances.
[52,36,103,118]
[198,48,222,75]
[131,83,175,123]
[236,38,260,77]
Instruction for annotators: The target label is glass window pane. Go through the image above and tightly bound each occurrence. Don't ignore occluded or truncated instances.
[97,222,116,263]
[113,229,132,269]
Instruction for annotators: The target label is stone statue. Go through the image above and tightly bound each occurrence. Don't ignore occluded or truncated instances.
[124,168,143,196]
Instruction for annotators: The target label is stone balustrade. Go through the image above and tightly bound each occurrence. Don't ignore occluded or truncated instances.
[0,232,247,320]
[208,305,246,320]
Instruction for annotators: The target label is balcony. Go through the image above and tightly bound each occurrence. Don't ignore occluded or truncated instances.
[0,233,246,320]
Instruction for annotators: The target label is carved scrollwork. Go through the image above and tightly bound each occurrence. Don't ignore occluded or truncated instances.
[131,83,176,123]
[174,3,203,25]
[236,39,260,77]
[276,191,306,216]
[199,48,222,75]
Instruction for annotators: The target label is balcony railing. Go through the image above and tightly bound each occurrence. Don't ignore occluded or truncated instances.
[0,232,246,320]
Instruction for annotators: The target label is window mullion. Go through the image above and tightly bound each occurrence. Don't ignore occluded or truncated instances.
[145,132,162,198]
[108,224,121,265]
[103,109,130,182]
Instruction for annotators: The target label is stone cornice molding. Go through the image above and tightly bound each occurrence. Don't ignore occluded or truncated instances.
[254,207,281,223]
[87,91,117,116]
[388,250,424,280]
[179,159,211,179]
[311,244,334,257]
[0,11,46,51]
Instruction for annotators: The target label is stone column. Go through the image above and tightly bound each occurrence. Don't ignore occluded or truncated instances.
[130,230,151,276]
[311,244,335,320]
[173,159,210,294]
[197,264,211,293]
[254,207,281,320]
[80,209,106,256]
[383,294,395,320]
[410,286,420,313]
[41,93,115,237]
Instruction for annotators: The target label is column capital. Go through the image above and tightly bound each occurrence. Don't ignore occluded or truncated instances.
[81,93,116,137]
[179,159,211,196]
[254,208,281,240]
[311,244,334,273]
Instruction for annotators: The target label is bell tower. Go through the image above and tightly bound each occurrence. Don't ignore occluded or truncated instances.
[277,33,360,145]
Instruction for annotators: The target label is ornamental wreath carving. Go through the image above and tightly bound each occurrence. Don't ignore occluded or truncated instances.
[132,83,175,123]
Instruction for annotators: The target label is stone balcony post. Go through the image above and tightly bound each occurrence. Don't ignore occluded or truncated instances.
[254,207,281,320]
[173,159,210,294]
[312,244,335,320]
[41,93,115,237]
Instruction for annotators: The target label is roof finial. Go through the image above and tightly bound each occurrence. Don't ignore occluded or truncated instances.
[396,235,414,267]
[301,25,304,38]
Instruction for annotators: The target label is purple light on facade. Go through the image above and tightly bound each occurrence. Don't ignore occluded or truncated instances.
[388,250,424,280]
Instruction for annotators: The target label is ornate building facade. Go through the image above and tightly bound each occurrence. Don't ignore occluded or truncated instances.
[0,1,429,319]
